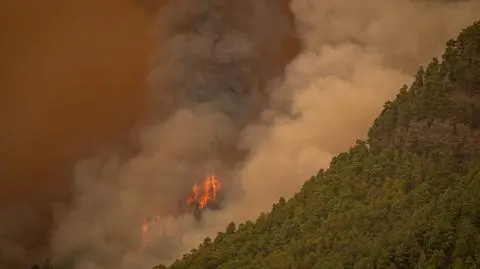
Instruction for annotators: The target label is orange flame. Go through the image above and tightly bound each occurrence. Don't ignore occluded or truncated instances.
[187,174,221,208]
[139,216,165,251]
[139,217,150,251]
[138,175,221,251]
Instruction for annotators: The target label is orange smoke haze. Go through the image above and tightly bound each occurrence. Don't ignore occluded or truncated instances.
[0,0,154,203]
[0,0,155,267]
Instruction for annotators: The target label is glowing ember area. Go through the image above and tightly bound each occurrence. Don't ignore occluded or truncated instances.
[138,175,221,251]
[139,216,164,251]
[139,217,150,251]
[187,174,221,208]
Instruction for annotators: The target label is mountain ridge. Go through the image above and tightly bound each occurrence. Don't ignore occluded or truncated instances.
[369,21,480,157]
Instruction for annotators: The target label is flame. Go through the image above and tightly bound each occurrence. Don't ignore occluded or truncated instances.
[187,174,221,209]
[138,174,221,251]
[139,216,165,251]
[139,217,150,251]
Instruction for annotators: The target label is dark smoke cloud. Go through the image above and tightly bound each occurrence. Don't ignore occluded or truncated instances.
[0,205,45,268]
[50,1,297,268]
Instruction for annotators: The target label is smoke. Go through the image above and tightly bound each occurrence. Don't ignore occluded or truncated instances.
[46,0,479,268]
[49,0,296,268]
[234,0,480,215]
[0,1,152,268]
[0,205,47,269]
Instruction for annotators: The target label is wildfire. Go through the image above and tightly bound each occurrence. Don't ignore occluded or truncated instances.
[187,174,221,209]
[139,217,150,251]
[139,216,163,252]
[138,174,221,251]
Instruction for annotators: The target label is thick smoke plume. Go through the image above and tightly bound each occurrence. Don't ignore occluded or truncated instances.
[46,0,479,268]
[50,0,296,268]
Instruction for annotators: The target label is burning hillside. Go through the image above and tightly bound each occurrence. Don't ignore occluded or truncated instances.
[139,174,224,251]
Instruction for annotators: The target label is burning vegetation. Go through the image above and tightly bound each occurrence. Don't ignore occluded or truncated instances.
[139,174,223,251]
[187,174,222,222]
[186,174,221,210]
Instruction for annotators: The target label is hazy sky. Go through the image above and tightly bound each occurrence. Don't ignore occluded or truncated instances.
[0,1,154,267]
[0,0,153,206]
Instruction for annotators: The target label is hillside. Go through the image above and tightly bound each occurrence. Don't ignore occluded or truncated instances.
[157,21,480,269]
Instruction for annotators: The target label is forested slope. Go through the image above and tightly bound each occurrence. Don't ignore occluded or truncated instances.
[158,20,480,269]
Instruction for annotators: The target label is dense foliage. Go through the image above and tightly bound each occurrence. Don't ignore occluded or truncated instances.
[157,21,480,269]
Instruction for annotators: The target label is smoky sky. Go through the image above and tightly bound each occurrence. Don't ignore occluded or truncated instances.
[49,1,299,268]
[0,0,153,268]
[2,0,479,269]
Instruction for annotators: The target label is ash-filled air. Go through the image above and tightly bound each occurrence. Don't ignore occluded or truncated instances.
[49,1,297,268]
[43,0,480,268]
